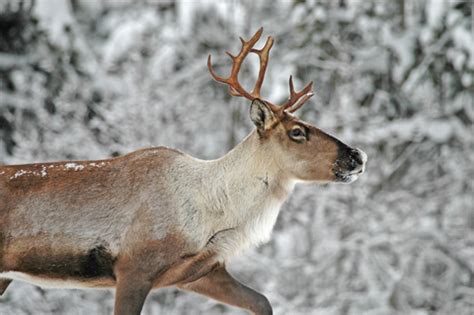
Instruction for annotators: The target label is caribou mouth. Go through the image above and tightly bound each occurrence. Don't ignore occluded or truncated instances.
[334,170,362,183]
[333,148,367,183]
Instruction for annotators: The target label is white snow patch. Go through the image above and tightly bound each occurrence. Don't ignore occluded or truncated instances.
[64,163,84,171]
[7,168,50,179]
[426,0,446,28]
[382,25,416,83]
[359,116,463,144]
[40,166,48,177]
[10,170,27,179]
[177,0,243,37]
[89,162,106,167]
[452,25,474,69]
[425,120,454,143]
[33,0,74,47]
[102,11,158,68]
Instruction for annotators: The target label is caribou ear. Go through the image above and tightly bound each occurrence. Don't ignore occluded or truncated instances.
[250,99,277,131]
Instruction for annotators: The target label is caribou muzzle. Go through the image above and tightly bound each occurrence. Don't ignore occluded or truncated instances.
[333,146,367,183]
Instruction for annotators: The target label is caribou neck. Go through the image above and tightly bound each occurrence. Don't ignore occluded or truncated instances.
[204,130,294,220]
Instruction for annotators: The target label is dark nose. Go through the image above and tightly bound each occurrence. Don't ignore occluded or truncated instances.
[349,149,363,166]
[336,145,367,172]
[348,148,367,174]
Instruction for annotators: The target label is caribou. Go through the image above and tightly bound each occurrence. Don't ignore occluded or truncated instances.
[0,28,366,314]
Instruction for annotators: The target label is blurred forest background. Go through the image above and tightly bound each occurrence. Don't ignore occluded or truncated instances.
[0,0,473,314]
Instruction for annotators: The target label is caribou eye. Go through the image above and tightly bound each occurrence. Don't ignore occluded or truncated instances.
[288,127,307,142]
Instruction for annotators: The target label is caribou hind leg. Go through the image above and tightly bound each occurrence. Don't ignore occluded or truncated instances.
[0,279,12,296]
[178,264,272,315]
[0,238,10,297]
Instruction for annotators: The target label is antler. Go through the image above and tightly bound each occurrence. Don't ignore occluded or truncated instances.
[208,27,314,113]
[207,27,273,101]
[280,76,314,113]
[250,33,274,99]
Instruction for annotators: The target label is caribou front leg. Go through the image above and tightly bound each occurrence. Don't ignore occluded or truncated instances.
[178,264,272,315]
[113,263,154,315]
[114,274,153,315]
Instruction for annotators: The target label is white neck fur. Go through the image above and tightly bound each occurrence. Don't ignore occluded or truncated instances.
[200,130,295,257]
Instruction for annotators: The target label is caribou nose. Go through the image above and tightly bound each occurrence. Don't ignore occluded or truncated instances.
[349,148,367,173]
[350,149,363,165]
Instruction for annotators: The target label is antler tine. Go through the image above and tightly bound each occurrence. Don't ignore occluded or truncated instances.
[207,27,264,100]
[288,91,314,113]
[250,36,274,99]
[280,76,314,112]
